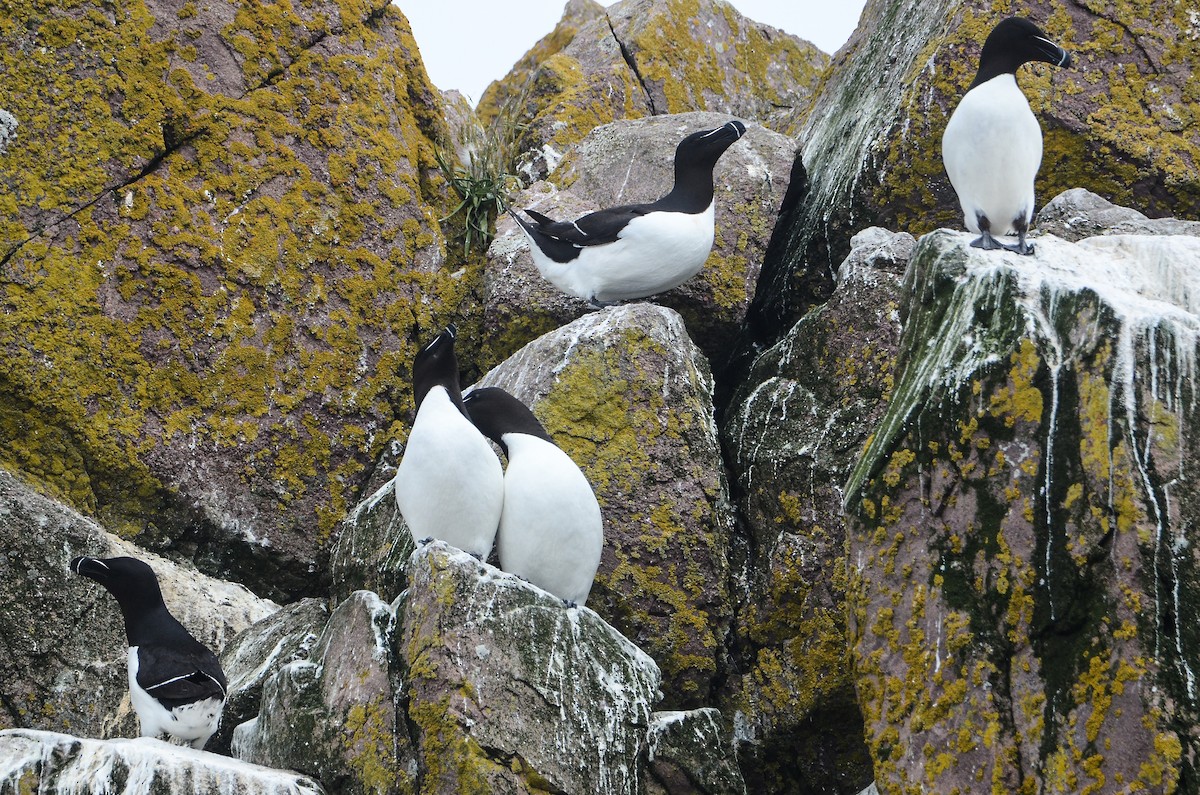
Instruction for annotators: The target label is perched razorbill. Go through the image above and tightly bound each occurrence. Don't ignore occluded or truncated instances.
[511,120,747,304]
[463,387,603,607]
[942,17,1072,255]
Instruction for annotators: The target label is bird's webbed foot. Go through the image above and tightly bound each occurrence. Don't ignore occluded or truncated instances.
[969,232,1006,251]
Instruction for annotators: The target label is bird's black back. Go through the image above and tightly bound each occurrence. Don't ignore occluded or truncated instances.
[463,386,555,456]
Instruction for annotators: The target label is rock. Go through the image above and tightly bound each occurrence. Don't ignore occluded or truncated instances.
[484,112,796,370]
[752,0,1200,345]
[0,469,276,741]
[0,0,465,601]
[479,0,826,181]
[720,230,906,793]
[399,542,661,794]
[233,591,407,794]
[845,230,1200,791]
[0,728,325,794]
[645,709,746,795]
[211,598,329,756]
[477,303,736,707]
[1037,188,1200,242]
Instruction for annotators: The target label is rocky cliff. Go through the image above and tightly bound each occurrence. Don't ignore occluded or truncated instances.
[1,0,1198,793]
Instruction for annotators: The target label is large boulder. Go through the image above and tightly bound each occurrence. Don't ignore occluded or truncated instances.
[844,229,1200,791]
[645,709,746,795]
[400,542,663,794]
[0,729,325,794]
[477,303,736,708]
[484,112,797,371]
[1037,187,1200,242]
[720,229,910,792]
[0,469,277,741]
[751,0,1200,345]
[478,0,826,181]
[0,0,465,601]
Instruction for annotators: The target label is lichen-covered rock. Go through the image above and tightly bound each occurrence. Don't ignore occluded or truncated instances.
[0,0,465,601]
[400,541,661,795]
[477,303,735,707]
[752,0,1200,344]
[645,709,746,795]
[212,598,329,756]
[233,591,407,795]
[720,230,908,793]
[844,230,1199,792]
[0,469,276,741]
[478,0,825,181]
[0,729,325,795]
[329,442,414,606]
[1037,187,1200,242]
[484,112,796,370]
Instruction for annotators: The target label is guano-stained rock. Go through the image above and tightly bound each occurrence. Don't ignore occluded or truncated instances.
[645,708,746,795]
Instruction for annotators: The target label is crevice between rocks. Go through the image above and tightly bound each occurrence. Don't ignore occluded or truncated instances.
[606,14,657,115]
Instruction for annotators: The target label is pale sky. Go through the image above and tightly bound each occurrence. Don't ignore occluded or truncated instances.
[394,0,867,106]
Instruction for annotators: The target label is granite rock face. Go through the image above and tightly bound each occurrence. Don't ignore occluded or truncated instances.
[484,112,797,370]
[478,303,736,708]
[0,469,277,741]
[845,229,1200,792]
[478,0,825,181]
[752,0,1200,344]
[0,729,326,795]
[0,0,463,601]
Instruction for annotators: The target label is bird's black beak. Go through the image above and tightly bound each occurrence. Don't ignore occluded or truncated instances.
[71,556,110,580]
[726,120,747,139]
[1033,36,1071,68]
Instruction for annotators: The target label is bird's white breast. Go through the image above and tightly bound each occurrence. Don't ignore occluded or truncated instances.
[497,434,603,606]
[127,647,223,748]
[533,204,716,303]
[395,387,504,558]
[942,74,1043,235]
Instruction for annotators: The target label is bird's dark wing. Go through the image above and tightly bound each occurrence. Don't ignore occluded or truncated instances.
[520,204,651,248]
[136,645,227,708]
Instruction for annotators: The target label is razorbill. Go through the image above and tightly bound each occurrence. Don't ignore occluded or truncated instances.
[463,387,603,607]
[511,120,747,305]
[394,325,504,559]
[942,17,1072,255]
[71,555,227,750]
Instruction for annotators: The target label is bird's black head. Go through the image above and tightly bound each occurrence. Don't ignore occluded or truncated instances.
[412,325,463,410]
[72,555,166,613]
[674,120,747,171]
[462,386,554,456]
[972,17,1072,88]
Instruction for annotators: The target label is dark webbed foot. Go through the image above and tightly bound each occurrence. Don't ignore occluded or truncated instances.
[587,296,618,310]
[562,598,578,609]
[1005,217,1036,256]
[418,536,434,546]
[1002,239,1036,256]
[970,233,1006,251]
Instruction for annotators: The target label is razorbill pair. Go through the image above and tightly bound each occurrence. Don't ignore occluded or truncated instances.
[72,555,228,750]
[511,119,747,306]
[943,17,1072,255]
[393,328,603,605]
[464,387,603,607]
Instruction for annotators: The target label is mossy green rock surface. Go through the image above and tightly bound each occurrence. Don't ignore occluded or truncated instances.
[721,229,911,793]
[478,0,825,181]
[846,230,1200,792]
[478,303,735,708]
[0,0,462,600]
[753,0,1200,343]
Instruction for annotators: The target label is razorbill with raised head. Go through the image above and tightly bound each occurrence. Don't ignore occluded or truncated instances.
[71,555,227,750]
[463,387,603,607]
[511,120,747,305]
[942,17,1072,255]
[394,325,504,559]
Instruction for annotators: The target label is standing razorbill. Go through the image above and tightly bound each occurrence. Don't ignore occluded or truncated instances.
[71,556,227,750]
[463,387,603,607]
[394,326,503,559]
[942,17,1072,255]
[511,120,747,305]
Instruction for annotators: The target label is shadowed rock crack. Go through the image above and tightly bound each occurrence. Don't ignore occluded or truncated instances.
[606,14,657,115]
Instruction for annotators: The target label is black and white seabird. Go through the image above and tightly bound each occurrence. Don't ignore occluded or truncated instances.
[71,556,227,750]
[511,120,747,305]
[463,387,603,607]
[394,325,504,560]
[942,17,1072,255]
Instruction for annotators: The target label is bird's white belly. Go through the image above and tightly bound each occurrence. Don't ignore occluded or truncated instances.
[395,389,504,558]
[127,647,222,748]
[942,75,1042,235]
[548,205,716,303]
[497,437,603,605]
